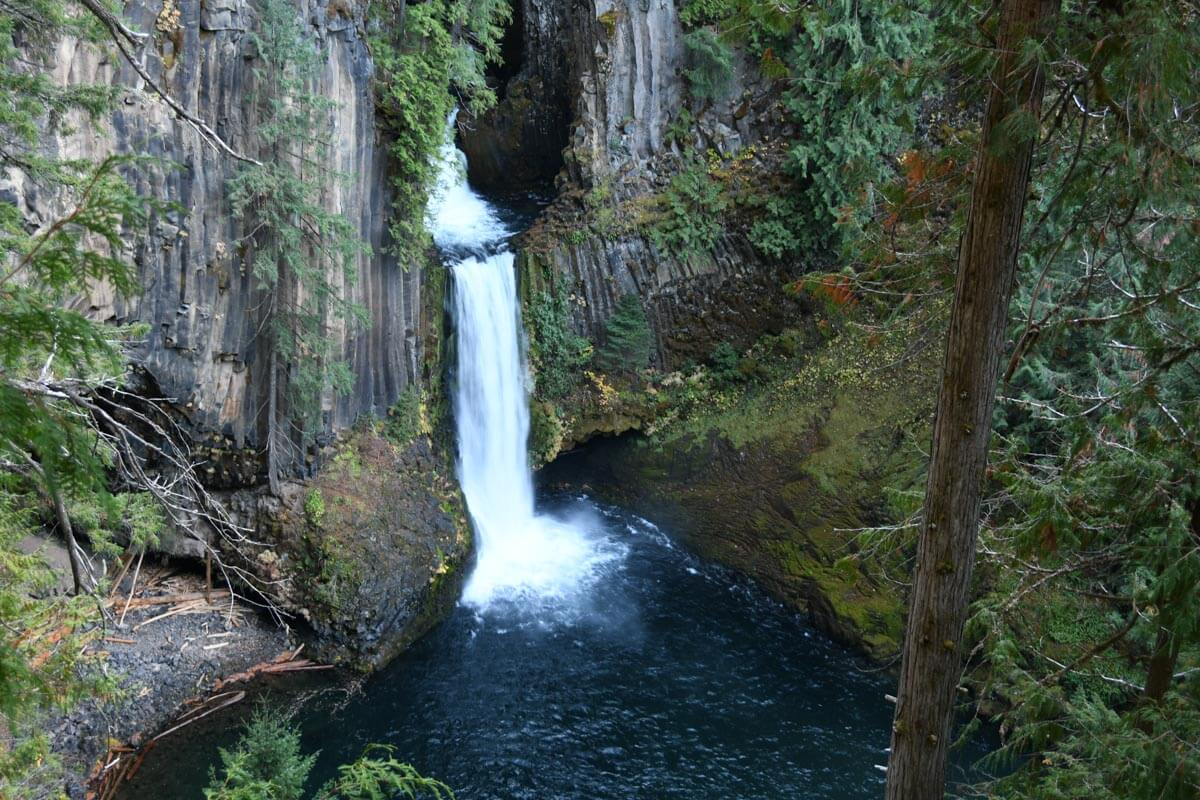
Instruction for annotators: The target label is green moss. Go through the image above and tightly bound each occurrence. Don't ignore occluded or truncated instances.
[303,489,326,527]
[597,9,618,37]
[557,306,948,661]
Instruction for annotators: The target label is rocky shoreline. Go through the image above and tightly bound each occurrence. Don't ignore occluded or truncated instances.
[50,567,291,799]
[46,429,473,798]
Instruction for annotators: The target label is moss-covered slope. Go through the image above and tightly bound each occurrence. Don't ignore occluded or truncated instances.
[230,426,471,670]
[545,310,942,660]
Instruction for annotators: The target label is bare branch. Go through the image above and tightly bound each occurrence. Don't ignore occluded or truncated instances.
[74,0,262,166]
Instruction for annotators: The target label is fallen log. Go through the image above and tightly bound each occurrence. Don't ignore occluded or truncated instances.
[104,590,230,610]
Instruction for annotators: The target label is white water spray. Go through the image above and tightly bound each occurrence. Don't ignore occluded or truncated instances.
[427,115,620,610]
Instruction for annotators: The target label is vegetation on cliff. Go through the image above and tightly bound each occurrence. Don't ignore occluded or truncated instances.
[0,0,500,794]
[370,0,511,258]
[229,0,367,494]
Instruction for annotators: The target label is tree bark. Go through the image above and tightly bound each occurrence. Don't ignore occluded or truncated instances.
[268,344,281,497]
[885,2,1058,797]
[48,476,85,596]
[1142,625,1179,705]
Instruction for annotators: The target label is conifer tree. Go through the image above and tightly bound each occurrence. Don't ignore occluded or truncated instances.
[884,3,1058,795]
[205,707,453,800]
[595,294,653,376]
[855,1,1200,796]
[227,0,367,494]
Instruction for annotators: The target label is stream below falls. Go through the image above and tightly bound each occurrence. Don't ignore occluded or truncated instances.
[118,117,994,798]
[120,493,992,799]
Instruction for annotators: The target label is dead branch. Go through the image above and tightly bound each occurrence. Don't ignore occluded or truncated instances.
[10,373,289,623]
[104,590,231,610]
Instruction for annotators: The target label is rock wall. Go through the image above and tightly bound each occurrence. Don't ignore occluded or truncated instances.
[460,0,797,368]
[460,0,781,193]
[224,430,472,668]
[7,0,425,484]
[519,230,804,368]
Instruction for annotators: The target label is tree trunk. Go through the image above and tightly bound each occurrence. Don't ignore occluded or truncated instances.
[1140,496,1198,708]
[885,2,1058,797]
[48,478,85,595]
[268,344,281,497]
[1142,625,1179,705]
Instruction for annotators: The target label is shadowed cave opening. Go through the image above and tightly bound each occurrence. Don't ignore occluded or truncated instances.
[457,0,570,193]
[487,0,524,100]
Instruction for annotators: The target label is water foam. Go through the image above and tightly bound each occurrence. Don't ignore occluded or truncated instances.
[429,114,622,611]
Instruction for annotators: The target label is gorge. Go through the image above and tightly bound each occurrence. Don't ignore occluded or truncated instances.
[116,122,993,797]
[6,1,1198,799]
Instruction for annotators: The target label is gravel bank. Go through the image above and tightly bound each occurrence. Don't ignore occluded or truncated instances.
[50,567,293,799]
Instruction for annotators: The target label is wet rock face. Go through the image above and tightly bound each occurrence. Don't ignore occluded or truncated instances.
[457,0,577,190]
[485,0,798,368]
[12,1,424,480]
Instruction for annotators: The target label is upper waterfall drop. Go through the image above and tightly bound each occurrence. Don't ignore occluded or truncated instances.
[427,116,509,254]
[428,114,622,611]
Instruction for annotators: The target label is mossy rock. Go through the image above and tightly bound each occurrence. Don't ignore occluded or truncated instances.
[543,311,942,661]
[256,429,472,670]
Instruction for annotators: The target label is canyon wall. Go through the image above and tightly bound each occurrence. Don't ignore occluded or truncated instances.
[6,0,427,486]
[460,0,799,366]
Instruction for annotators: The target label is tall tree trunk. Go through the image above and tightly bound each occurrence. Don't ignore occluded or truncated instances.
[1141,495,1200,709]
[19,451,87,594]
[885,2,1057,797]
[268,344,281,497]
[1142,625,1179,705]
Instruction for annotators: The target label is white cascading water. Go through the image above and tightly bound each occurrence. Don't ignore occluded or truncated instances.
[426,114,620,610]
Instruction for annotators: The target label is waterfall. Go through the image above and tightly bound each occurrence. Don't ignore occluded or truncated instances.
[427,114,621,611]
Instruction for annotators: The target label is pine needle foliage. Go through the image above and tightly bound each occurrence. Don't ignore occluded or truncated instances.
[676,0,933,254]
[596,294,653,376]
[962,3,1200,795]
[0,3,172,795]
[205,706,453,800]
[683,28,735,104]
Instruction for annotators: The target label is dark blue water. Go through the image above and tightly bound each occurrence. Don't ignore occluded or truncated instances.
[122,495,991,798]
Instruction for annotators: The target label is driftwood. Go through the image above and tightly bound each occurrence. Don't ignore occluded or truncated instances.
[87,647,329,799]
[104,590,231,610]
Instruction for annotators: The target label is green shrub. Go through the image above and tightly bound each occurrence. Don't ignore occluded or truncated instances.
[747,195,803,259]
[383,386,426,446]
[679,0,735,28]
[683,28,734,104]
[303,489,326,527]
[595,294,653,375]
[205,706,453,800]
[526,290,592,399]
[708,341,745,387]
[649,156,729,258]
